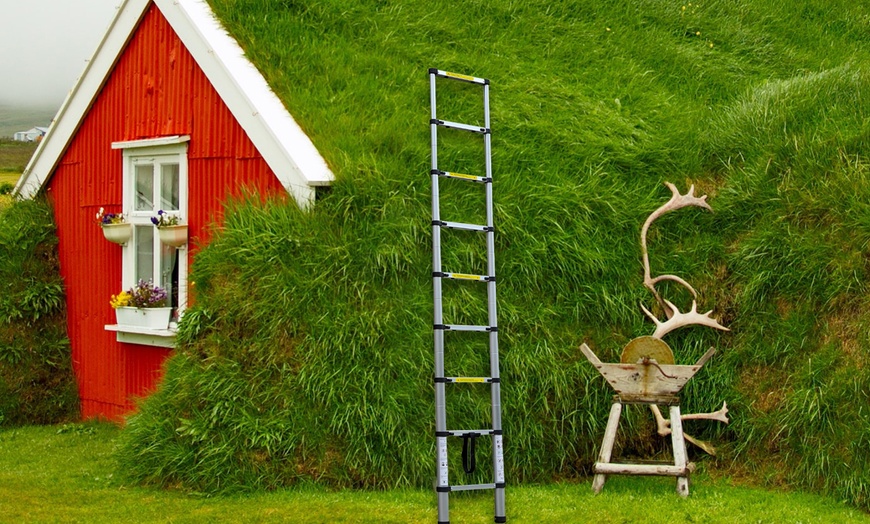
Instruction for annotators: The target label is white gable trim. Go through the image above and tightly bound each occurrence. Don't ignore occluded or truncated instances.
[15,0,333,207]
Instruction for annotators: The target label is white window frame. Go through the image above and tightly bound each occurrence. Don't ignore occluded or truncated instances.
[105,135,190,348]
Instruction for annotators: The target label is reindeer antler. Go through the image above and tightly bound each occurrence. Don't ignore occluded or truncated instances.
[649,403,729,455]
[641,183,712,318]
[641,299,729,339]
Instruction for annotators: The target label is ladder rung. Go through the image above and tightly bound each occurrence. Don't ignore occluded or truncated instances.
[434,324,497,332]
[429,68,489,85]
[440,377,497,384]
[437,429,497,437]
[433,271,494,282]
[433,220,493,232]
[431,119,490,135]
[432,170,491,184]
[450,483,497,492]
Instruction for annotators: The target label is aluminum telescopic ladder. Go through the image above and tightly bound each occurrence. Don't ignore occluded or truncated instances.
[429,67,506,524]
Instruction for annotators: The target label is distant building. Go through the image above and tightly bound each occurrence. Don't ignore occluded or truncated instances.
[12,127,49,142]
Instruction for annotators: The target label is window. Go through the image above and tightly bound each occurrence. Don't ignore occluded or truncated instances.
[107,136,189,347]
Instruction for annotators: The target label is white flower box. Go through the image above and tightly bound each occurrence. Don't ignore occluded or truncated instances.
[101,223,132,246]
[114,306,172,330]
[158,224,188,247]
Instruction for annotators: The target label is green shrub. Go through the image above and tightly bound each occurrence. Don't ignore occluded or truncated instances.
[0,198,78,425]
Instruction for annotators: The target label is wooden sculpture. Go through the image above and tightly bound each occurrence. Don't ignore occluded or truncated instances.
[582,182,730,496]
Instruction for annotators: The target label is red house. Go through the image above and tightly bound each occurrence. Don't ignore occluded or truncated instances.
[14,0,333,421]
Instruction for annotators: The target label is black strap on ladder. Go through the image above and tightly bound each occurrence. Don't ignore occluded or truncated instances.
[462,433,479,474]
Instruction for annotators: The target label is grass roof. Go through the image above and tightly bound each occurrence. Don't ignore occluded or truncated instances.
[118,0,870,509]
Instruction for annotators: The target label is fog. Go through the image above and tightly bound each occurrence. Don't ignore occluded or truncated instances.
[0,0,119,109]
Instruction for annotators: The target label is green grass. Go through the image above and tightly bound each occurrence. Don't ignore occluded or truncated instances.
[0,198,77,426]
[3,424,869,523]
[0,0,860,512]
[0,137,31,199]
[0,138,36,175]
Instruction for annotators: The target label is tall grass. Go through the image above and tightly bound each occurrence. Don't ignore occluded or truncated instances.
[705,64,870,510]
[0,198,78,426]
[118,0,870,510]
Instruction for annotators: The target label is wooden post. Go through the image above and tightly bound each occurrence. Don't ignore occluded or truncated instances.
[591,401,622,493]
[670,405,690,497]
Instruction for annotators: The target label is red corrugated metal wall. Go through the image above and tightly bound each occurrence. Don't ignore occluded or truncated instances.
[47,2,287,421]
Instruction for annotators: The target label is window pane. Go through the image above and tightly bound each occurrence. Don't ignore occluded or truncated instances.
[161,163,180,211]
[160,244,179,310]
[135,225,154,284]
[135,164,154,211]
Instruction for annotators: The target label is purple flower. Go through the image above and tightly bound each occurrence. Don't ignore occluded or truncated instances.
[96,209,125,225]
[126,279,168,308]
[151,210,181,228]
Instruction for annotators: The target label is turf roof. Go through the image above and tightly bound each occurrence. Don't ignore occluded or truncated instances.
[117,0,870,509]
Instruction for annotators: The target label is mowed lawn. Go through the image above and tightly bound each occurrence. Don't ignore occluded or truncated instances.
[0,423,868,523]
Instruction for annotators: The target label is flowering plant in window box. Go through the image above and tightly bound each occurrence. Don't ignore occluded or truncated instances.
[111,280,172,329]
[150,209,180,228]
[96,207,131,246]
[152,209,187,247]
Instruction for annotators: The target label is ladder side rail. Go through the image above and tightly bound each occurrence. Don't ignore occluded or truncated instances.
[430,70,451,524]
[484,81,507,522]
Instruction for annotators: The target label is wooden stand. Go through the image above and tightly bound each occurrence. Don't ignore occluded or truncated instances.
[591,396,692,497]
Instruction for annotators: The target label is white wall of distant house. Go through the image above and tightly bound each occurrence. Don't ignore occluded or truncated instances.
[12,127,48,142]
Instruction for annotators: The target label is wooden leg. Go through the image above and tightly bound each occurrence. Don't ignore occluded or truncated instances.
[669,405,690,497]
[592,401,622,493]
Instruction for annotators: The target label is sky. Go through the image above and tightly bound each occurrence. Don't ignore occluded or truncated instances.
[0,0,120,109]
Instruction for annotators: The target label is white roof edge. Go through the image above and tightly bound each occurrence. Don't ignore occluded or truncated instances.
[157,0,333,202]
[15,0,333,207]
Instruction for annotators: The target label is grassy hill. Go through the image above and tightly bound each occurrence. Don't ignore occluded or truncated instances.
[0,139,37,204]
[0,138,37,174]
[115,0,870,509]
